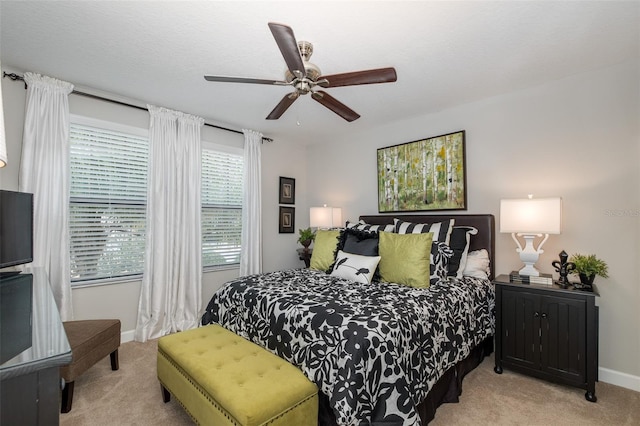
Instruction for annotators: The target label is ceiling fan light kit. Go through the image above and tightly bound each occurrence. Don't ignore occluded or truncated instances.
[204,22,397,121]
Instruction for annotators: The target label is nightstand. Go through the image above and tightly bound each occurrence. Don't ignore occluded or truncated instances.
[297,248,312,268]
[493,274,599,402]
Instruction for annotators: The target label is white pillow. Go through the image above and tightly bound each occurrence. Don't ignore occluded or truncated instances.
[330,250,381,284]
[462,249,491,279]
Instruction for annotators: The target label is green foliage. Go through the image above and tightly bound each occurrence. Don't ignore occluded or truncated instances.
[569,253,609,278]
[297,227,316,244]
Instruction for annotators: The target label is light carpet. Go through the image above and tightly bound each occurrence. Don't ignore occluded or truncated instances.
[60,339,640,425]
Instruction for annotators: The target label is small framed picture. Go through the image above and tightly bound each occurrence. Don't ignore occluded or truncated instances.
[279,206,295,233]
[279,176,295,205]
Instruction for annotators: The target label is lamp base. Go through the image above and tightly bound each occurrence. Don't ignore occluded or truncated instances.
[518,264,540,277]
[512,233,550,277]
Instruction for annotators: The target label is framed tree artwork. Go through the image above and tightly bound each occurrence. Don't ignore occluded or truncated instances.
[279,177,295,205]
[279,206,295,233]
[377,130,467,212]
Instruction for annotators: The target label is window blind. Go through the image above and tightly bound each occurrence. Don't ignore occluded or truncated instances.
[201,148,243,267]
[69,123,148,283]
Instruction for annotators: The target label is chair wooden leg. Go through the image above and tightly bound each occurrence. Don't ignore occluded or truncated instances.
[61,381,75,413]
[110,349,119,371]
[161,385,171,403]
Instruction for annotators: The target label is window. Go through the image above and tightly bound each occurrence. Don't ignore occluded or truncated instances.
[69,118,243,282]
[69,120,148,283]
[201,145,243,268]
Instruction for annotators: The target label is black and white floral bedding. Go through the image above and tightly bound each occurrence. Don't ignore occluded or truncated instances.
[201,268,495,426]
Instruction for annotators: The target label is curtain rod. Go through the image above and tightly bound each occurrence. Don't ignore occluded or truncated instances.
[2,72,273,143]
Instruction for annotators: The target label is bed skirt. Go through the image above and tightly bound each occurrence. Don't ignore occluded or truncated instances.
[318,336,494,425]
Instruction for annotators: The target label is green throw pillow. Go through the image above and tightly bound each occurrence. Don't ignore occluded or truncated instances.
[310,229,341,271]
[378,231,433,288]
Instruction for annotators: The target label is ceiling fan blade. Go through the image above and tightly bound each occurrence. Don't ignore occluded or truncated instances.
[268,22,305,79]
[319,67,397,88]
[266,92,299,120]
[204,75,288,85]
[311,91,360,122]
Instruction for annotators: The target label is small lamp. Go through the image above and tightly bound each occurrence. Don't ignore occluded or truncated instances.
[500,196,562,276]
[310,204,342,229]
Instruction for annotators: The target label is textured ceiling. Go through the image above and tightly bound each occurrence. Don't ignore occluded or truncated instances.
[1,1,638,145]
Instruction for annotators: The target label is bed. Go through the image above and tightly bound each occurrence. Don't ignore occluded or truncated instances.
[202,214,495,425]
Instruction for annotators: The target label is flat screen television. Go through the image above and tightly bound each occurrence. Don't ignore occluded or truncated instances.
[0,190,34,271]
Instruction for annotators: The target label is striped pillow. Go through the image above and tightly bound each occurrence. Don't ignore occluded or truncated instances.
[393,218,454,243]
[346,220,395,233]
[393,218,455,284]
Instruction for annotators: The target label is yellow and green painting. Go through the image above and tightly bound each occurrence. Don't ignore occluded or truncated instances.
[377,131,466,212]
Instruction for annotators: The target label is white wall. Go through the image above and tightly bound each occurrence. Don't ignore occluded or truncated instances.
[307,60,640,385]
[261,139,310,273]
[0,70,308,335]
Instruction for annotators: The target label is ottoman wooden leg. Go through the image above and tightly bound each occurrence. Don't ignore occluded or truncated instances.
[61,381,75,413]
[110,349,119,371]
[161,385,171,403]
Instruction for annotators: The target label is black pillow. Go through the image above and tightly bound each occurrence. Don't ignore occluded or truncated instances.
[343,233,379,256]
[335,227,378,253]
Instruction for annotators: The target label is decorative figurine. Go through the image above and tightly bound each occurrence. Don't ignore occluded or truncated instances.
[552,250,575,288]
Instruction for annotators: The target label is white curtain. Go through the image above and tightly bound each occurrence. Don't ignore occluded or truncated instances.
[239,129,263,276]
[135,105,204,342]
[19,72,74,321]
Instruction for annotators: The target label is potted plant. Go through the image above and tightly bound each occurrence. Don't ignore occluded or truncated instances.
[569,253,609,288]
[297,227,316,251]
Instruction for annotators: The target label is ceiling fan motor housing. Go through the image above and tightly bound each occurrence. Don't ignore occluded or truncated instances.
[284,41,322,87]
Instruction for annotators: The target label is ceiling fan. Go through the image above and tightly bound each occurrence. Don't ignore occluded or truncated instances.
[204,23,397,122]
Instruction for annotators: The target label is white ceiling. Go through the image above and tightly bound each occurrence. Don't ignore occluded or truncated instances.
[1,1,638,145]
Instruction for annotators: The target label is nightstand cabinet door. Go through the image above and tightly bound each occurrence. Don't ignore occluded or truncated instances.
[501,289,541,370]
[540,295,586,383]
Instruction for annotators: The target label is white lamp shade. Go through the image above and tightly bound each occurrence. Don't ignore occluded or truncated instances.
[310,206,342,228]
[500,197,562,234]
[0,62,6,168]
[332,208,342,227]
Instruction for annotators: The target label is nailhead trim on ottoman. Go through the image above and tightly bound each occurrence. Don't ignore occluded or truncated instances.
[157,324,318,426]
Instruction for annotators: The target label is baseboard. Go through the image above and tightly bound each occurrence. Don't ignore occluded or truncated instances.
[121,329,136,343]
[599,367,640,392]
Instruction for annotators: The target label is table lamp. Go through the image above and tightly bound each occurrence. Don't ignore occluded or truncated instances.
[500,196,562,276]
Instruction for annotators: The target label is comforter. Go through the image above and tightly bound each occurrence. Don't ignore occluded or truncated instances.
[202,269,494,426]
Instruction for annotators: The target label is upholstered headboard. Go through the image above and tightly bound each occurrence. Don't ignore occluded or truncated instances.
[359,214,496,280]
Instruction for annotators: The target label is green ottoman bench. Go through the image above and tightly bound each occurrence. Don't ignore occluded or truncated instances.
[157,324,318,426]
